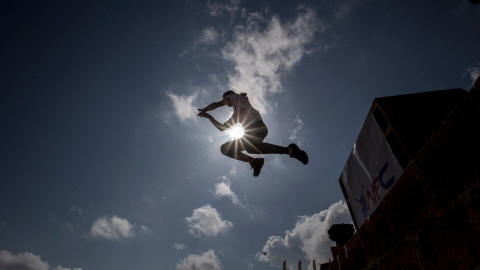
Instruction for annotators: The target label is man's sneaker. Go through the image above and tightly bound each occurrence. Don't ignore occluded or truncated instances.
[288,144,308,165]
[250,158,264,177]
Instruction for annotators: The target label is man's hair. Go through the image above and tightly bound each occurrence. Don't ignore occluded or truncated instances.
[223,90,248,97]
[223,90,235,97]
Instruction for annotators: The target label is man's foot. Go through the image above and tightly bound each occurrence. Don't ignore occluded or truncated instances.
[288,144,308,165]
[250,158,264,177]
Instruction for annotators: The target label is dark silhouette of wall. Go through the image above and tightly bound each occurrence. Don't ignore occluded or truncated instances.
[329,79,480,269]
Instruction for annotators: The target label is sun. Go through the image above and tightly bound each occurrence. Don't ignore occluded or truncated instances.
[225,123,245,140]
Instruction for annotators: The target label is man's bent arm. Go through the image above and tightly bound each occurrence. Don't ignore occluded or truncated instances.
[203,114,228,131]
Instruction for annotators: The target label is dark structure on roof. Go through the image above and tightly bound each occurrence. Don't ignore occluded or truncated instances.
[370,88,465,168]
[329,77,480,269]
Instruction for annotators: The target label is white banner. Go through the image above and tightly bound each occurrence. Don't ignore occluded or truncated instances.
[341,112,404,228]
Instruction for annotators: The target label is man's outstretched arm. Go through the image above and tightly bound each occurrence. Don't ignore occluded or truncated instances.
[199,101,225,112]
[198,111,228,132]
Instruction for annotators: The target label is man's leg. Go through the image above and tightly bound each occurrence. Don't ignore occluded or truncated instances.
[244,140,308,165]
[220,140,251,162]
[243,140,289,155]
[220,139,265,177]
[242,127,288,155]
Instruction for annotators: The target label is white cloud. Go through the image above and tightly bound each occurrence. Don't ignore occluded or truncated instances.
[213,176,264,219]
[69,205,83,215]
[214,176,240,205]
[176,250,222,270]
[256,200,352,269]
[172,243,187,251]
[199,27,219,45]
[222,7,322,114]
[186,204,233,238]
[180,27,221,57]
[90,216,135,240]
[207,0,242,17]
[0,250,82,270]
[288,116,304,141]
[466,62,480,87]
[0,250,49,270]
[140,225,152,234]
[167,92,198,122]
[51,267,82,270]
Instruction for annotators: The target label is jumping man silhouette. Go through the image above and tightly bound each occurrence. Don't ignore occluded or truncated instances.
[198,90,308,177]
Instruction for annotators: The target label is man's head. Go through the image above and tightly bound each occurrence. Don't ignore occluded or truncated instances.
[223,90,235,107]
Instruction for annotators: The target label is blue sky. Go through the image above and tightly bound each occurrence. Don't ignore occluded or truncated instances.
[1,1,479,270]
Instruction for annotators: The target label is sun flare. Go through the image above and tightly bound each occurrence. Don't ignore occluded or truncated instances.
[225,123,245,140]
